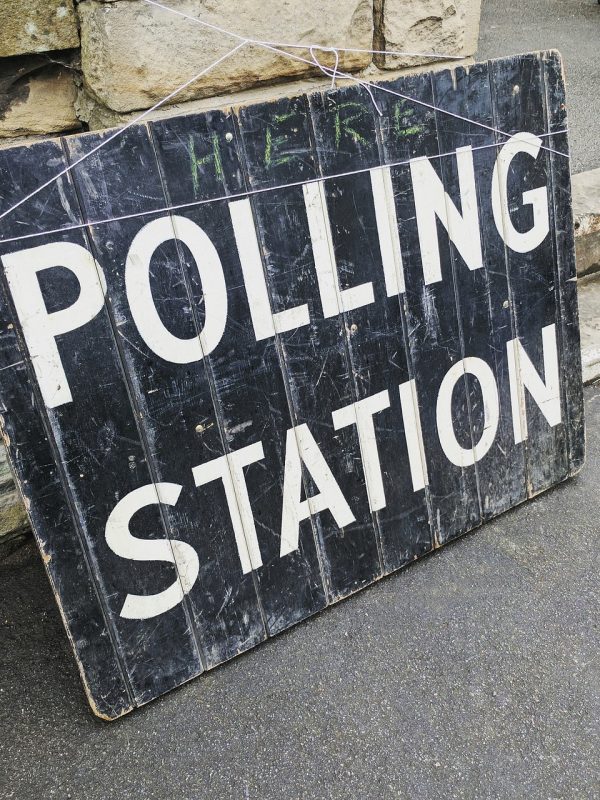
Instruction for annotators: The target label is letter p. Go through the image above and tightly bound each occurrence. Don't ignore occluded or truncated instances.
[2,242,106,408]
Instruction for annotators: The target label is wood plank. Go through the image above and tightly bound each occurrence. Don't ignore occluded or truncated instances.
[151,107,328,635]
[0,140,134,717]
[235,95,383,600]
[19,134,205,706]
[307,85,432,572]
[374,72,481,546]
[541,49,585,475]
[64,121,268,668]
[490,53,569,495]
[431,62,528,519]
[0,54,584,718]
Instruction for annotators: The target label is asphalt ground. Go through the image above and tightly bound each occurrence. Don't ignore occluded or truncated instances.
[2,3,600,798]
[1,386,599,800]
[477,0,600,174]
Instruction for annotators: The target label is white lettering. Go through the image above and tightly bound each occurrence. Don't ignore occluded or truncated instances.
[125,215,227,363]
[2,242,106,408]
[332,390,390,512]
[192,442,265,574]
[280,424,355,557]
[411,146,483,285]
[507,324,561,444]
[105,483,199,620]
[370,167,405,296]
[303,180,375,316]
[436,358,499,467]
[229,198,309,339]
[491,132,549,253]
[398,379,429,491]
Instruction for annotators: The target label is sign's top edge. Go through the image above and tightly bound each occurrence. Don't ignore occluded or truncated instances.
[0,50,563,158]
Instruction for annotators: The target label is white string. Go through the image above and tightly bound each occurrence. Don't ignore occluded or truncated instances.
[144,0,465,61]
[262,44,465,59]
[355,79,382,116]
[0,131,567,247]
[0,0,569,229]
[310,46,340,90]
[0,39,248,224]
[308,45,382,112]
[144,0,568,157]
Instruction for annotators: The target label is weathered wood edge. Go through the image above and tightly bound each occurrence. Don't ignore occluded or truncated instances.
[0,50,585,719]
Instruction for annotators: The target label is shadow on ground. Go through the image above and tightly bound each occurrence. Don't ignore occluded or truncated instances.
[1,390,599,799]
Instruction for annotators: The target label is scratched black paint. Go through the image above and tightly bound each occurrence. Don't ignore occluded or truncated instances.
[0,53,584,718]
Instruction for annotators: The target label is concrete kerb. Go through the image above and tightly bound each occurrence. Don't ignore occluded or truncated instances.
[573,167,600,278]
[572,168,600,384]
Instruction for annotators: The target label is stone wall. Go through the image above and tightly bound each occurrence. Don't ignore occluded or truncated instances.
[0,0,482,550]
[1,0,482,140]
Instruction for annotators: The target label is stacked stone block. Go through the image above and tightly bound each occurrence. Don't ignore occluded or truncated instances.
[0,0,482,548]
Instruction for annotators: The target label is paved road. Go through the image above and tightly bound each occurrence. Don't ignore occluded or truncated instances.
[478,0,600,174]
[1,6,599,798]
[2,387,599,799]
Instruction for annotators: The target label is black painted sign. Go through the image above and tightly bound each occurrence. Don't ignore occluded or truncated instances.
[0,51,584,719]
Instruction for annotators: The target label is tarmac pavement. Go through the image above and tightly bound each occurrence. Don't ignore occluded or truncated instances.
[2,2,600,798]
[477,0,600,174]
[1,387,599,799]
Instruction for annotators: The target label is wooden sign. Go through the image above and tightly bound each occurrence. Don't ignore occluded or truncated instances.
[0,51,584,719]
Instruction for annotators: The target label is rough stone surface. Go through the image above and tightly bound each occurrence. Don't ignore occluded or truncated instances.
[0,0,80,58]
[573,167,600,277]
[0,443,29,555]
[377,0,481,68]
[78,0,374,113]
[571,169,600,382]
[0,56,81,138]
[578,275,600,384]
[73,69,347,129]
[75,57,469,129]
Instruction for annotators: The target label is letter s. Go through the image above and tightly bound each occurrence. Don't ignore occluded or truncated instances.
[105,483,199,620]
